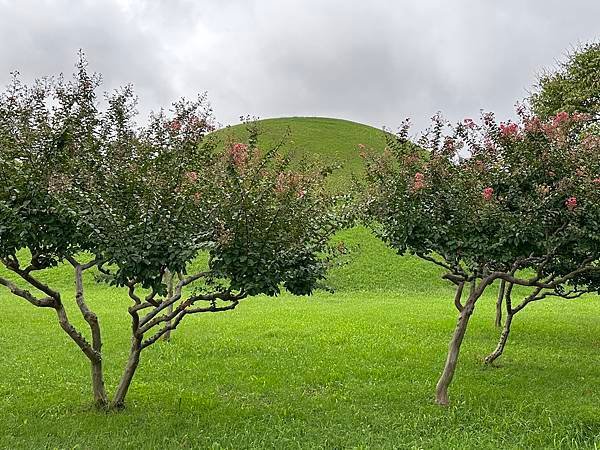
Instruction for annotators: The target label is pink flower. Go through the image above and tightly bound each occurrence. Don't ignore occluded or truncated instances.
[524,116,542,133]
[553,111,570,126]
[185,171,198,183]
[169,119,182,132]
[297,189,306,199]
[482,187,494,201]
[565,196,577,211]
[592,178,600,184]
[228,142,248,168]
[499,122,519,138]
[463,118,475,129]
[413,172,425,191]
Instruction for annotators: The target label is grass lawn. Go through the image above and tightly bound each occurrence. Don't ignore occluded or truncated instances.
[2,228,600,449]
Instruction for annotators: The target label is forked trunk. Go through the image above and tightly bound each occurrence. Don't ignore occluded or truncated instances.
[112,336,142,409]
[485,312,513,364]
[435,300,476,405]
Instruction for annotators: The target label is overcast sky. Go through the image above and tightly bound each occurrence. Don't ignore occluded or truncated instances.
[0,0,598,132]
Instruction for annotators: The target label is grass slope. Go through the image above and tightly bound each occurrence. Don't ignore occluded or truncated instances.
[214,117,387,187]
[2,118,600,448]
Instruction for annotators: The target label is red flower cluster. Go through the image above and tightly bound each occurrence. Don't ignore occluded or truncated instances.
[185,171,198,183]
[552,111,570,127]
[565,196,577,211]
[228,143,249,168]
[169,119,182,132]
[499,122,519,138]
[413,172,425,191]
[482,187,494,201]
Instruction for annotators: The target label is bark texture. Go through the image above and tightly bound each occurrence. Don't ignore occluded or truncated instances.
[495,280,506,328]
[485,313,513,364]
[435,300,475,405]
[112,336,142,409]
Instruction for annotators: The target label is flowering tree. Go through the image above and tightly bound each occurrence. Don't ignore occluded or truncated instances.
[0,59,344,409]
[364,110,600,405]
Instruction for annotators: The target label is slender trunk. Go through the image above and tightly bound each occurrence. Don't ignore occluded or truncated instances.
[435,300,476,405]
[162,270,174,342]
[73,262,108,408]
[112,336,142,409]
[54,300,108,407]
[91,358,108,407]
[495,280,506,328]
[485,312,514,364]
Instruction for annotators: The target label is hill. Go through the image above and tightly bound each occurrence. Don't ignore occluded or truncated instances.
[214,117,388,188]
[214,116,446,292]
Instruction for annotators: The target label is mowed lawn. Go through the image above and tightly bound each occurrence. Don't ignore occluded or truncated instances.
[2,228,600,449]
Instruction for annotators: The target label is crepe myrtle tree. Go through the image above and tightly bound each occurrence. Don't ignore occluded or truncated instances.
[0,59,345,410]
[363,110,600,405]
[78,109,346,409]
[0,62,114,407]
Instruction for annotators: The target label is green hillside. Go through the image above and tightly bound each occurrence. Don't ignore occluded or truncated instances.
[214,117,444,292]
[214,117,388,187]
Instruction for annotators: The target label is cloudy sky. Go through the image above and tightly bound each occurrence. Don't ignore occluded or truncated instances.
[0,0,598,132]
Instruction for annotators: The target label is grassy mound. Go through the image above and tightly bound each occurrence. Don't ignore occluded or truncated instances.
[214,117,387,188]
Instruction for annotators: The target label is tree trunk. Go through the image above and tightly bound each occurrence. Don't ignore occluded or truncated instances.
[91,358,108,407]
[435,299,476,405]
[112,337,142,409]
[495,280,506,328]
[485,312,513,364]
[162,270,174,342]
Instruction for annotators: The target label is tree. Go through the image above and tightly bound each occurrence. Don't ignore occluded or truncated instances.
[0,58,345,409]
[491,41,600,329]
[364,110,600,405]
[530,42,600,121]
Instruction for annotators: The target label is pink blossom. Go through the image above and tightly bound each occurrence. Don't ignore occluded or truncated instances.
[482,187,494,201]
[463,118,475,129]
[185,171,198,183]
[499,122,519,138]
[413,172,425,191]
[169,119,182,132]
[524,116,542,133]
[592,178,600,184]
[297,189,306,199]
[228,142,249,168]
[565,196,577,211]
[552,111,570,126]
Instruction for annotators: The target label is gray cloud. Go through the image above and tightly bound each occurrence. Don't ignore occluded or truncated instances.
[1,0,598,133]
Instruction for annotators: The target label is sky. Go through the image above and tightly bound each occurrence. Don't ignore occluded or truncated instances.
[0,0,598,133]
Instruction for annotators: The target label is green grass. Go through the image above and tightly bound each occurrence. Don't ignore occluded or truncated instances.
[2,228,600,449]
[2,117,600,448]
[214,117,387,187]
